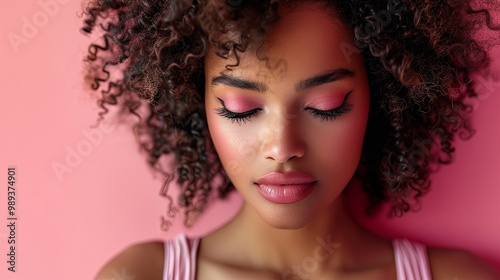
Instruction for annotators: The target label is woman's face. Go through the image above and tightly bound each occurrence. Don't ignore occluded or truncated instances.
[204,3,370,229]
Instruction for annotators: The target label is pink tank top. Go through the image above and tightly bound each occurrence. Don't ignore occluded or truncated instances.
[163,233,433,280]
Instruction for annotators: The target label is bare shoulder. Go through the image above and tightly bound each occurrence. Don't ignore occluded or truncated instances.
[428,247,499,279]
[94,240,165,280]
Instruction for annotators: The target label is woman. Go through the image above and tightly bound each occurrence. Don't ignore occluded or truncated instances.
[81,0,500,279]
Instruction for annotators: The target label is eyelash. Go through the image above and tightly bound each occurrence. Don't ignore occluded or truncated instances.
[215,107,262,124]
[215,91,353,124]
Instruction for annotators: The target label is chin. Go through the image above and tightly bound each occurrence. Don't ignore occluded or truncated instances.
[254,204,320,230]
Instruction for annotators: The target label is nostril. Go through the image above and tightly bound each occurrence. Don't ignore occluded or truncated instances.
[263,137,306,163]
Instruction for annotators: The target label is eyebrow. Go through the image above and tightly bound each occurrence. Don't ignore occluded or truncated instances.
[211,75,268,92]
[210,68,356,93]
[295,68,356,92]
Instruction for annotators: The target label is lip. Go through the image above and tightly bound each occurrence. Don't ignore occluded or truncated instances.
[256,171,316,185]
[255,172,317,204]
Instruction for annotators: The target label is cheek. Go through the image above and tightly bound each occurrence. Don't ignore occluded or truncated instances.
[206,111,260,179]
[312,125,364,167]
[309,101,369,176]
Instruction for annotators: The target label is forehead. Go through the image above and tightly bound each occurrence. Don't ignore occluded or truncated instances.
[204,2,361,83]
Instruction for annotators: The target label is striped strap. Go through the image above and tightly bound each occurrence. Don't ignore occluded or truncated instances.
[164,233,201,280]
[393,238,433,280]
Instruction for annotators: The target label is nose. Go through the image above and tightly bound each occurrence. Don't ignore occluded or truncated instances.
[261,113,306,162]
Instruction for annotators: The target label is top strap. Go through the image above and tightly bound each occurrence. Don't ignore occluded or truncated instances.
[393,238,433,280]
[163,233,201,280]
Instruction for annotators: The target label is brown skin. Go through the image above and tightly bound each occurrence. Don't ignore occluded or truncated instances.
[204,4,370,234]
[95,3,499,280]
[194,197,397,279]
[94,239,500,280]
[82,0,500,224]
[93,193,499,279]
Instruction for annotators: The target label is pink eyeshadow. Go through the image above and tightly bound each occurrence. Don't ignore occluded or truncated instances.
[223,98,260,112]
[305,94,345,110]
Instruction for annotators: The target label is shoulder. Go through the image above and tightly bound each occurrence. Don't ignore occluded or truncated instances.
[94,240,165,280]
[428,247,499,279]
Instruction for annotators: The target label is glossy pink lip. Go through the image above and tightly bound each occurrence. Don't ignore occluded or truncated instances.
[255,172,317,204]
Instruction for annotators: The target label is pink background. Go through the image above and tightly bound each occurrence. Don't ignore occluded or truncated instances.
[0,1,499,279]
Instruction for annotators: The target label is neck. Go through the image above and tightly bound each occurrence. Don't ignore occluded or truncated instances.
[219,193,376,275]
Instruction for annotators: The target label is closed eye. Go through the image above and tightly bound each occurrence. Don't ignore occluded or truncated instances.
[305,103,352,121]
[305,90,353,121]
[215,90,353,124]
[215,97,262,124]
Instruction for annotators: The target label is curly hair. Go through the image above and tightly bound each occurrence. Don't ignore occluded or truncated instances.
[80,0,499,229]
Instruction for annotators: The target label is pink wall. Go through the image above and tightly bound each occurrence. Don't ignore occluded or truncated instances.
[0,1,499,279]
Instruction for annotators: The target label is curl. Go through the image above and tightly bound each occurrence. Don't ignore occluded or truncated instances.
[79,0,500,227]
